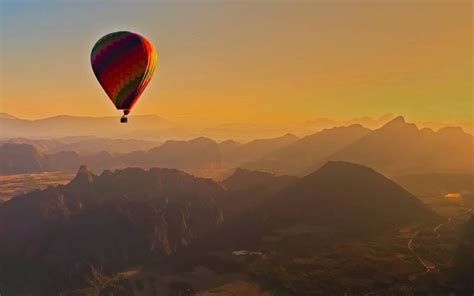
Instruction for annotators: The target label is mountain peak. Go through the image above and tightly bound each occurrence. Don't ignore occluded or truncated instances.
[189,136,216,144]
[321,160,364,169]
[387,115,406,125]
[71,165,95,184]
[346,123,364,129]
[77,165,91,174]
[380,116,418,131]
[230,167,274,179]
[316,160,376,176]
[437,126,466,135]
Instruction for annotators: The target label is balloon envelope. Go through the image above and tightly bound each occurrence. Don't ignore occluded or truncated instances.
[91,31,157,112]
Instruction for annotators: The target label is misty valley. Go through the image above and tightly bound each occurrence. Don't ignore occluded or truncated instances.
[0,116,473,295]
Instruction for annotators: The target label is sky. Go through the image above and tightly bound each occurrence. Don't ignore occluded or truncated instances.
[0,0,472,128]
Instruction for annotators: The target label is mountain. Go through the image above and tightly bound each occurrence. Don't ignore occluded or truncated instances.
[3,117,472,180]
[219,168,298,216]
[265,161,438,233]
[418,119,474,136]
[220,133,299,166]
[309,116,474,176]
[198,161,438,256]
[244,124,371,175]
[0,114,174,140]
[245,117,473,177]
[1,135,297,177]
[200,122,297,142]
[217,139,242,157]
[44,151,83,171]
[0,143,48,174]
[120,137,222,171]
[303,113,395,132]
[0,166,224,294]
[0,138,221,176]
[345,113,395,128]
[0,136,160,154]
[0,161,444,294]
[222,168,298,192]
[0,143,119,175]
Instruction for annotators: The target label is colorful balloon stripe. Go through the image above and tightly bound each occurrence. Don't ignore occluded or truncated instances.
[91,31,157,111]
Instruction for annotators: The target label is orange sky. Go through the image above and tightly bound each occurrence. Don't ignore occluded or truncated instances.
[0,1,472,128]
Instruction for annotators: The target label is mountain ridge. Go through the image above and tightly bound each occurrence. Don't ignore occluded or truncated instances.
[305,116,474,176]
[0,165,225,293]
[265,161,439,233]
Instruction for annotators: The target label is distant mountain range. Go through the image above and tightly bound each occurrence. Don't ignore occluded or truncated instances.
[243,124,371,175]
[246,116,473,176]
[1,116,472,177]
[0,136,160,155]
[3,112,469,142]
[120,137,222,171]
[304,113,396,131]
[0,113,176,140]
[0,112,390,141]
[219,133,299,166]
[313,116,474,176]
[0,162,437,293]
[0,134,300,176]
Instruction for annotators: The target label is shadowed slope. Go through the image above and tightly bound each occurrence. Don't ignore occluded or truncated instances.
[266,161,438,233]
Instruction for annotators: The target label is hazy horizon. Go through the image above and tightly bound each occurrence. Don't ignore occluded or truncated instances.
[1,1,472,127]
[2,110,473,138]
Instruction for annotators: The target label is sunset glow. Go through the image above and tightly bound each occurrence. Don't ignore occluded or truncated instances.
[1,1,472,130]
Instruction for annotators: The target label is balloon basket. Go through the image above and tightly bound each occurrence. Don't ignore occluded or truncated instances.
[120,116,128,123]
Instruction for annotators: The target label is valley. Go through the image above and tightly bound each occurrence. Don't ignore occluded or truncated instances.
[0,171,75,203]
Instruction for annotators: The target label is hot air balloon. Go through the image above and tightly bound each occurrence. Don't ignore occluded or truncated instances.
[91,31,157,123]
